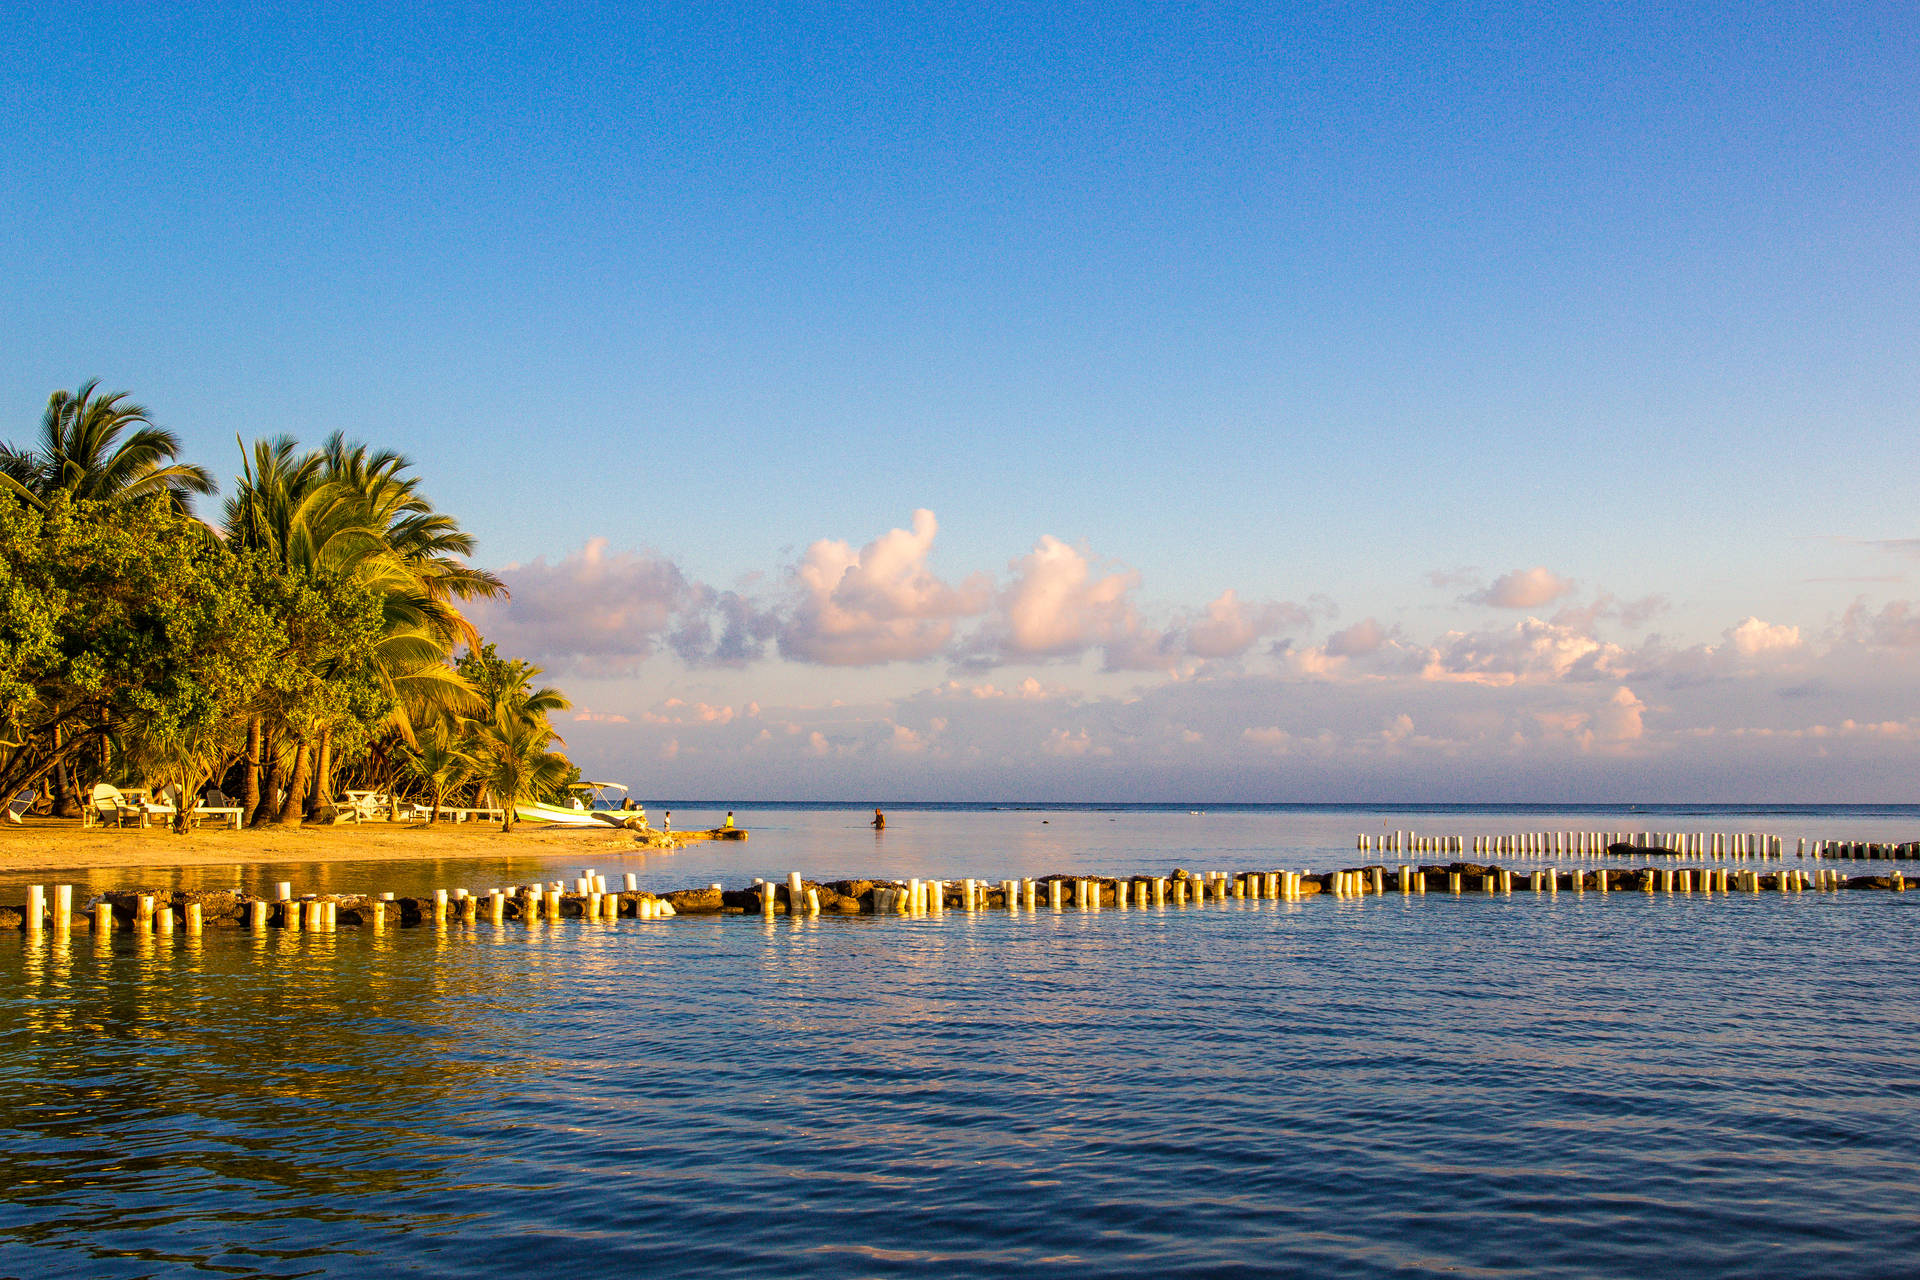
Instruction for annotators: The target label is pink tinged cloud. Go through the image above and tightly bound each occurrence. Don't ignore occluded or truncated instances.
[779,509,993,665]
[1843,600,1920,648]
[1000,535,1140,657]
[468,538,697,672]
[1324,617,1390,658]
[988,539,1303,671]
[1592,686,1646,742]
[469,539,777,674]
[1724,617,1802,657]
[1467,566,1577,609]
[1420,618,1627,685]
[1184,590,1307,659]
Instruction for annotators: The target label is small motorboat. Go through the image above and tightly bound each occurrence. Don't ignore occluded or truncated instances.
[516,782,645,828]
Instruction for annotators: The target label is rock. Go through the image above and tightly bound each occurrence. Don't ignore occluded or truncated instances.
[1607,842,1638,857]
[664,886,723,914]
[100,889,173,922]
[824,879,901,911]
[720,888,760,913]
[171,889,245,924]
[0,907,20,930]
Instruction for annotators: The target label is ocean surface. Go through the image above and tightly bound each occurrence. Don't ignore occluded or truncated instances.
[3,803,1919,1278]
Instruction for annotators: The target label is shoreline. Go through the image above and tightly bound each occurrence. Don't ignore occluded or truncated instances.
[0,819,633,874]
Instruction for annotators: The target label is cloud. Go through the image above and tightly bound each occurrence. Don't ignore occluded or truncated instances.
[468,539,702,675]
[1614,594,1671,629]
[998,535,1142,659]
[1466,567,1577,609]
[1592,686,1646,741]
[1324,617,1391,658]
[778,509,993,666]
[1842,600,1920,648]
[969,539,1312,671]
[1420,617,1628,686]
[1184,590,1312,659]
[1725,617,1802,657]
[670,591,780,667]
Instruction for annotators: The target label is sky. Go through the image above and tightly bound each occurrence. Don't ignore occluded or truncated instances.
[3,2,1918,800]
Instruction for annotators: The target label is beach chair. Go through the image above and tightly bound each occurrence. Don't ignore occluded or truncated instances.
[90,783,142,829]
[5,787,34,824]
[337,791,387,822]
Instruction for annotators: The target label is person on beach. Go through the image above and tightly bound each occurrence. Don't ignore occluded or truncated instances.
[724,811,734,829]
[871,808,886,830]
[663,810,672,833]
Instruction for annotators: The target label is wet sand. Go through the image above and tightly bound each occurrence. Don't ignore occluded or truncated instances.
[0,818,627,874]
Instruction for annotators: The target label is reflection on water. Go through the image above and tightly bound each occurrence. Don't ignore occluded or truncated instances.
[1,811,1918,1277]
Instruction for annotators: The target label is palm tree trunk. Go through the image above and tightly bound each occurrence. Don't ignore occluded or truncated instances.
[52,738,78,818]
[241,718,263,825]
[275,742,311,825]
[309,725,332,818]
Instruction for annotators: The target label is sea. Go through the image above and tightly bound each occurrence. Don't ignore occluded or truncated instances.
[2,802,1917,1278]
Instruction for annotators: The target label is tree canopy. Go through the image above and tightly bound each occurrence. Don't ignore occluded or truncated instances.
[0,384,575,828]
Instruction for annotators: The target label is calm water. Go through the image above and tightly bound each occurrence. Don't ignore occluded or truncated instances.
[3,805,1919,1278]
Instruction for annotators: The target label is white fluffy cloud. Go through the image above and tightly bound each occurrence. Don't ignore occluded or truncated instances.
[778,509,993,666]
[1466,566,1577,609]
[998,535,1141,658]
[969,538,1307,671]
[1421,617,1628,685]
[1724,616,1802,656]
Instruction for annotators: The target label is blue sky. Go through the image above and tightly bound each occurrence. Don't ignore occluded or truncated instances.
[4,2,1918,798]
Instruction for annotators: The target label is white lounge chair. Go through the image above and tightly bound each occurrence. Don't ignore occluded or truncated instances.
[89,782,142,829]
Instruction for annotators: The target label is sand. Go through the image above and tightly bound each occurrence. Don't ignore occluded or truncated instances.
[0,818,629,873]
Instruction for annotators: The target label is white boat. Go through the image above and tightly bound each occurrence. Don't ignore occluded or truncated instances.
[515,782,643,828]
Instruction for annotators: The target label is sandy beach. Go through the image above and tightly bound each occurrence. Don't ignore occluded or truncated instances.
[0,818,630,874]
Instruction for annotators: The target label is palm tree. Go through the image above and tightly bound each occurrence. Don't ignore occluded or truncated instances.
[472,717,571,832]
[397,719,475,824]
[222,433,493,821]
[1,382,215,514]
[320,432,506,640]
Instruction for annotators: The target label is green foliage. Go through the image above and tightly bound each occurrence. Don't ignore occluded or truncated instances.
[0,495,279,800]
[471,717,573,832]
[455,641,574,808]
[1,387,579,826]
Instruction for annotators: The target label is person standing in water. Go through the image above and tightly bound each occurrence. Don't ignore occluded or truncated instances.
[871,808,886,830]
[663,810,672,833]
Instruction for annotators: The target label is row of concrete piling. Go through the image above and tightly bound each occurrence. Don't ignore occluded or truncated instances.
[842,864,1905,907]
[1361,831,1919,860]
[8,859,1910,937]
